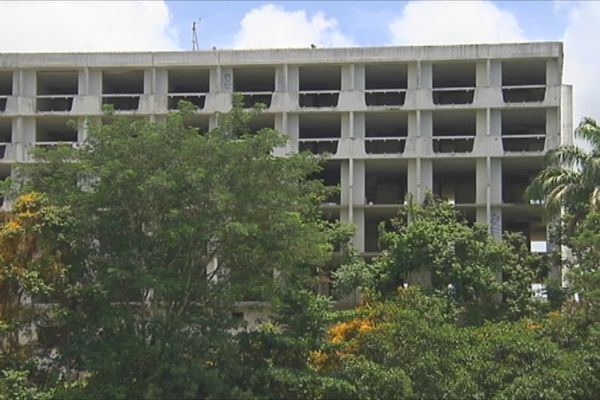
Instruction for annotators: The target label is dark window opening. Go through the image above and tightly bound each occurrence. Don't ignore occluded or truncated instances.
[168,69,209,110]
[432,63,475,105]
[299,66,340,108]
[234,68,275,108]
[502,59,546,103]
[0,72,12,112]
[299,113,341,155]
[502,109,546,152]
[102,70,144,111]
[365,64,407,106]
[433,111,475,153]
[36,71,78,112]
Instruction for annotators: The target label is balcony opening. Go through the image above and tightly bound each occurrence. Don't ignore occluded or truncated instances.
[36,71,78,112]
[0,119,11,159]
[433,110,475,153]
[502,159,543,204]
[365,164,407,205]
[168,69,209,110]
[0,72,11,112]
[502,109,545,152]
[502,59,546,103]
[184,114,210,135]
[433,160,476,204]
[311,160,341,205]
[299,113,341,155]
[234,68,275,108]
[365,64,407,106]
[36,118,77,147]
[299,66,340,108]
[365,112,408,154]
[102,70,144,111]
[365,210,396,253]
[432,62,475,105]
[247,114,275,135]
[503,217,547,253]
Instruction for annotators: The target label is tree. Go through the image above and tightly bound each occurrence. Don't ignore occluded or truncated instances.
[334,195,541,323]
[8,96,340,398]
[305,287,596,400]
[0,192,70,399]
[527,117,600,226]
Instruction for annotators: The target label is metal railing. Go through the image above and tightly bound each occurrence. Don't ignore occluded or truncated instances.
[167,92,207,110]
[432,134,475,153]
[298,138,339,155]
[365,88,406,106]
[501,133,545,152]
[238,91,273,108]
[36,94,76,112]
[299,90,340,108]
[365,136,407,154]
[102,93,141,111]
[502,84,545,103]
[432,86,475,105]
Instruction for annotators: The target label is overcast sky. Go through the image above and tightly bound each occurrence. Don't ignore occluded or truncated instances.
[0,1,598,128]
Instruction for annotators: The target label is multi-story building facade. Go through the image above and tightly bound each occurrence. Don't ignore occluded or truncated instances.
[0,42,572,284]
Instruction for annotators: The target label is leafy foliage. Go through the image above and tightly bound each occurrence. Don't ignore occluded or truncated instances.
[527,117,600,225]
[335,195,541,323]
[5,95,340,398]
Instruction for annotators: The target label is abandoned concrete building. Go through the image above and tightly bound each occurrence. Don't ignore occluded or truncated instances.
[0,42,572,288]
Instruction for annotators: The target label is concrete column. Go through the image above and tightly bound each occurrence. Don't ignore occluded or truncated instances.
[209,66,220,93]
[341,112,351,139]
[420,62,432,89]
[341,64,353,91]
[407,62,418,89]
[275,65,287,92]
[287,65,299,92]
[489,60,502,87]
[546,59,560,86]
[476,157,503,239]
[353,112,364,139]
[560,85,573,146]
[545,107,560,149]
[143,69,153,94]
[349,158,365,251]
[20,70,35,96]
[353,64,365,91]
[476,60,489,87]
[476,109,487,136]
[408,158,432,202]
[221,67,233,93]
[78,68,88,95]
[490,108,502,136]
[352,158,366,206]
[88,69,102,96]
[340,160,350,206]
[154,69,168,95]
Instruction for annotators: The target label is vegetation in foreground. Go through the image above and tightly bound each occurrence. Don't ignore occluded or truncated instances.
[1,98,599,399]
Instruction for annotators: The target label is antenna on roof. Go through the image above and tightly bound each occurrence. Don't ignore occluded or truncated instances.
[192,18,201,51]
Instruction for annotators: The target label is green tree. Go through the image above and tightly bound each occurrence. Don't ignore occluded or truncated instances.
[335,195,541,323]
[527,117,600,225]
[9,96,339,398]
[308,287,595,400]
[0,192,70,399]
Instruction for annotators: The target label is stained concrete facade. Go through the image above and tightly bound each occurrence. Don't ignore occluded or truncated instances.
[0,43,572,284]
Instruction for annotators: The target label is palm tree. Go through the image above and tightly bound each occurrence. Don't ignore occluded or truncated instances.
[526,117,600,227]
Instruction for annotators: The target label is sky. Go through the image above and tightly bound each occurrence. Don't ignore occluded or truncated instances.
[0,0,598,129]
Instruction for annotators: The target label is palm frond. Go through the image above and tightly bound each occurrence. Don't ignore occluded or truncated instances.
[576,117,600,151]
[544,144,589,169]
